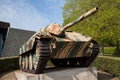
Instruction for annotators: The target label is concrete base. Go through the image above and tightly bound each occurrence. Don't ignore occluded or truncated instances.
[15,67,97,80]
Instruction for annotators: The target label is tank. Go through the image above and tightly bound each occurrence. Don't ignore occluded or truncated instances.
[19,7,99,74]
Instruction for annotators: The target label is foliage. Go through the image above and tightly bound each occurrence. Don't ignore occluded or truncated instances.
[113,49,120,57]
[62,0,120,46]
[0,56,19,73]
[92,56,120,78]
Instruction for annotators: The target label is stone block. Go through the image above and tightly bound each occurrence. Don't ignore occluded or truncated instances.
[15,67,97,80]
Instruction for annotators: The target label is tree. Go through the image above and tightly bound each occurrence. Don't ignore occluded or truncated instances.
[62,0,120,55]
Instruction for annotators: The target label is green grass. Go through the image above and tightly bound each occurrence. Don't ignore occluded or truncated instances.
[103,47,116,55]
[104,47,115,54]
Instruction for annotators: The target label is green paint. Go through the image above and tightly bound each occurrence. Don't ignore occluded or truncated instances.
[33,54,39,62]
[67,42,82,57]
[52,42,65,57]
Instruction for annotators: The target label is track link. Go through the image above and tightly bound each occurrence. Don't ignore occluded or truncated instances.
[78,40,99,67]
[19,38,51,74]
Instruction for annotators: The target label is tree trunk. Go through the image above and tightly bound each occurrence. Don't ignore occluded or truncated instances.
[100,41,104,55]
[116,39,119,50]
[113,39,120,56]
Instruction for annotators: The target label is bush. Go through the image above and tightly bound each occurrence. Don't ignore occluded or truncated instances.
[112,49,120,57]
[0,56,19,73]
[92,56,120,78]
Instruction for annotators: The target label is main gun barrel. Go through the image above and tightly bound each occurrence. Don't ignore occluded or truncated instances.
[59,7,98,34]
[47,7,98,36]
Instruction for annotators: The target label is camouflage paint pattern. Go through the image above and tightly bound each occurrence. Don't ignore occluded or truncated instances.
[19,27,92,59]
[19,7,99,74]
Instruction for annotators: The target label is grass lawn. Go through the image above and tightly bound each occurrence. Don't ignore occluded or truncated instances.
[104,47,116,55]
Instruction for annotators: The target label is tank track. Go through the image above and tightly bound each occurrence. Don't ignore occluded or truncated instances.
[51,40,99,67]
[19,38,51,74]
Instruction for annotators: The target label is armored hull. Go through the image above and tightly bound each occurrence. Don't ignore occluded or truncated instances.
[19,29,99,74]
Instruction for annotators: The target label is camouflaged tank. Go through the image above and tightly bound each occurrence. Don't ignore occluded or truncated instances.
[19,7,99,74]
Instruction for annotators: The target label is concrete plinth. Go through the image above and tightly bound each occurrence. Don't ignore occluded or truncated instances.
[15,67,97,80]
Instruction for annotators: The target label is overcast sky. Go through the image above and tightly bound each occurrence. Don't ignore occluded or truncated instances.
[0,0,65,31]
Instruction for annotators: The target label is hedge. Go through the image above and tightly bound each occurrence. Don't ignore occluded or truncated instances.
[0,55,120,78]
[0,56,19,73]
[92,56,120,78]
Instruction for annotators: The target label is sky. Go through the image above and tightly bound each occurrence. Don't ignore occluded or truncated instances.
[0,0,65,31]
